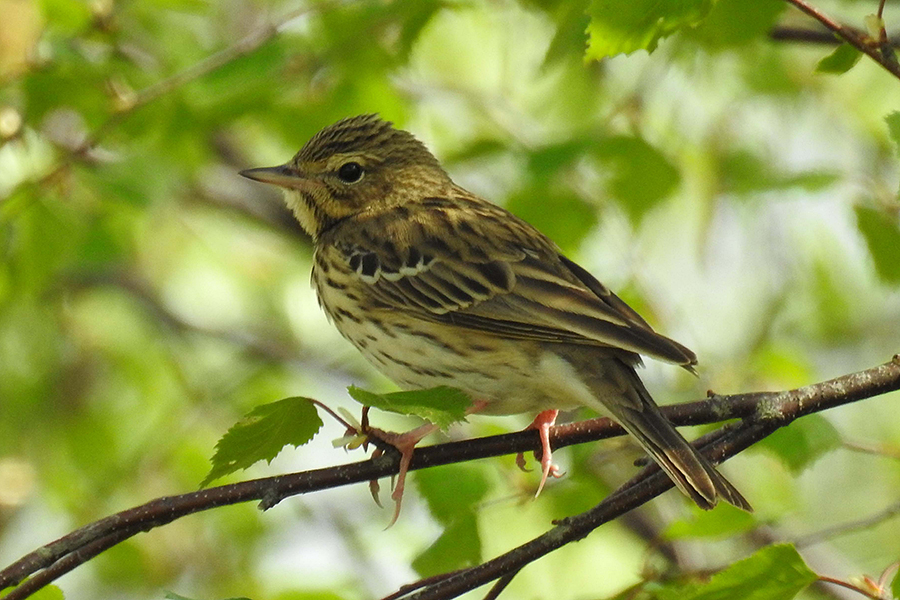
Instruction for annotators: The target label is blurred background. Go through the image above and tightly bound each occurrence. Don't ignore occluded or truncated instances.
[1,0,899,599]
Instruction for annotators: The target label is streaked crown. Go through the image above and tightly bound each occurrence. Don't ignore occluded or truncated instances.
[240,115,451,239]
[295,114,438,167]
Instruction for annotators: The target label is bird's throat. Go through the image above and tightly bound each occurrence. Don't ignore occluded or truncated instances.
[282,189,322,240]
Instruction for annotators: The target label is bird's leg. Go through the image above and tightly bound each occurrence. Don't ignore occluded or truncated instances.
[516,409,563,496]
[366,399,489,526]
[367,422,440,526]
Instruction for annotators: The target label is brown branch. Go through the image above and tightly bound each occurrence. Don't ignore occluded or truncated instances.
[770,25,900,48]
[782,0,900,79]
[386,357,900,600]
[817,576,884,600]
[1,357,899,600]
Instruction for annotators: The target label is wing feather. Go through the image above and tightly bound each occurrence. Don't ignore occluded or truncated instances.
[323,196,696,367]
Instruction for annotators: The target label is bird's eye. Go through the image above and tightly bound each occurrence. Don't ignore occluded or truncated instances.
[337,162,364,184]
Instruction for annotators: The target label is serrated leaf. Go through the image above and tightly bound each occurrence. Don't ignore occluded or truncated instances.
[412,516,481,577]
[816,43,862,74]
[655,544,817,600]
[201,397,323,487]
[758,415,840,474]
[892,565,900,600]
[347,386,471,428]
[855,206,900,284]
[587,0,714,59]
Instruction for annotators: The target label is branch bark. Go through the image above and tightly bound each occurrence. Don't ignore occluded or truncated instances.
[782,0,900,79]
[1,357,899,600]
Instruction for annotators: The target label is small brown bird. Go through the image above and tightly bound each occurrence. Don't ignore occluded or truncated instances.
[241,114,750,518]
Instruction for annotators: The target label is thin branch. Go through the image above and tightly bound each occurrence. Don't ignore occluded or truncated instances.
[391,423,769,600]
[482,571,519,600]
[817,576,885,600]
[841,439,900,460]
[793,500,900,548]
[770,25,900,48]
[782,0,900,79]
[385,357,900,600]
[1,357,899,600]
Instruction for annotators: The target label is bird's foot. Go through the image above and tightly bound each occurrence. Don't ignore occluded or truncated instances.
[366,422,439,527]
[515,409,563,496]
[348,399,488,525]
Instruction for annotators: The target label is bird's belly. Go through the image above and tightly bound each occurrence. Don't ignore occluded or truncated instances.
[313,265,588,415]
[328,311,584,415]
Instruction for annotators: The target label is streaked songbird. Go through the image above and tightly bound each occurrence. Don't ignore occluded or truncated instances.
[240,114,751,521]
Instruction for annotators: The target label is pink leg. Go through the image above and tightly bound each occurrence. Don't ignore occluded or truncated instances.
[367,399,489,526]
[516,409,563,497]
[368,422,440,527]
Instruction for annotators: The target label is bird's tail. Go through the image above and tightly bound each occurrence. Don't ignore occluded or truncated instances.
[603,361,752,512]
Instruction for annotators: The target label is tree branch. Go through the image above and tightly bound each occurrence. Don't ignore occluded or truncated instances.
[1,357,898,600]
[385,357,900,600]
[782,0,900,79]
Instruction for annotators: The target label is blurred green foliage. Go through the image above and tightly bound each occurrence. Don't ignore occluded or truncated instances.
[2,0,900,599]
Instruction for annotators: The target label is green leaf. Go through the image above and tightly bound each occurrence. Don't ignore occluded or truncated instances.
[655,544,817,600]
[665,503,756,540]
[201,397,323,487]
[684,0,784,51]
[892,565,900,600]
[587,0,714,59]
[416,463,489,525]
[595,136,680,224]
[855,206,900,284]
[720,150,838,196]
[885,112,900,153]
[26,584,66,600]
[412,516,482,577]
[816,43,862,74]
[346,386,472,428]
[507,183,598,254]
[758,415,840,474]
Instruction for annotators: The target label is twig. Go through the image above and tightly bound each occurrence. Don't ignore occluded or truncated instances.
[770,25,900,48]
[782,0,900,79]
[793,500,900,548]
[817,576,884,600]
[841,439,900,460]
[385,357,900,600]
[1,358,898,600]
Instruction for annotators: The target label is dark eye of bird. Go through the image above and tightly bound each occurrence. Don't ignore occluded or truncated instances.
[337,162,364,184]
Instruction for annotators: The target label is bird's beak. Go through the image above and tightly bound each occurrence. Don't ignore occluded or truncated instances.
[239,164,304,189]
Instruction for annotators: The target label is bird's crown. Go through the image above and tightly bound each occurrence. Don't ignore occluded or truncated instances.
[293,114,440,170]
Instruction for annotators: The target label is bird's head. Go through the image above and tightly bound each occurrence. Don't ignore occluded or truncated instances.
[240,114,450,239]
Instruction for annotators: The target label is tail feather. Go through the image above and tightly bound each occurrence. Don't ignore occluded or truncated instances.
[620,406,752,511]
[602,360,752,512]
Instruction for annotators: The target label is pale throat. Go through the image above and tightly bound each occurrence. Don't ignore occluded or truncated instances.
[281,189,320,240]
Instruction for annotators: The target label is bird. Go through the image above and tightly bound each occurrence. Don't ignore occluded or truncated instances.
[240,114,751,520]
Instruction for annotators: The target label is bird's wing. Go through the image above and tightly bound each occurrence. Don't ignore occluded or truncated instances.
[326,196,696,367]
